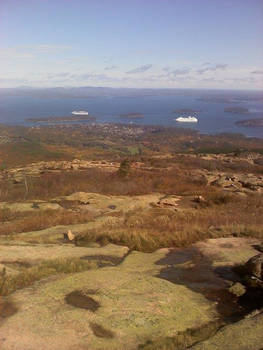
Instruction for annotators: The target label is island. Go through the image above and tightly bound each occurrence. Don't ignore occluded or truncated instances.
[118,113,144,120]
[224,107,250,114]
[197,97,236,103]
[27,115,96,123]
[236,118,263,127]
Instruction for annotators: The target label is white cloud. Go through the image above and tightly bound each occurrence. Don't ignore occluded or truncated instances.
[170,68,191,76]
[0,58,261,89]
[196,63,228,75]
[126,64,152,74]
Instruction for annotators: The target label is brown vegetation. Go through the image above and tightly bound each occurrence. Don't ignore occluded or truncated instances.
[0,123,262,253]
[0,209,94,236]
[0,166,211,202]
[77,195,263,252]
[0,258,97,296]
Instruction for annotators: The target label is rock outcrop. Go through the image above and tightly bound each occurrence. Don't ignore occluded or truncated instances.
[0,201,62,213]
[156,195,182,208]
[244,253,263,288]
[2,160,120,184]
[0,237,261,350]
[190,311,263,350]
[245,254,263,280]
[206,172,263,193]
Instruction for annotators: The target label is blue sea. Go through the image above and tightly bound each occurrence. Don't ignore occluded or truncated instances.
[0,93,263,138]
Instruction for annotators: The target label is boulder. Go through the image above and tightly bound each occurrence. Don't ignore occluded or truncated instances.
[193,195,206,203]
[244,253,263,281]
[156,195,181,208]
[70,164,79,170]
[211,176,229,187]
[12,173,24,184]
[190,311,263,350]
[64,229,75,242]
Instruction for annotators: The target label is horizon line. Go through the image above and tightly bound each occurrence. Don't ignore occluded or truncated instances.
[0,85,262,92]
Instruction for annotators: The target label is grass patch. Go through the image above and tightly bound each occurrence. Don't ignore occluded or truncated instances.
[0,167,211,201]
[0,209,94,236]
[76,196,263,252]
[0,258,98,296]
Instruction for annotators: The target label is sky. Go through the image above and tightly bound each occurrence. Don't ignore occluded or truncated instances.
[0,0,263,90]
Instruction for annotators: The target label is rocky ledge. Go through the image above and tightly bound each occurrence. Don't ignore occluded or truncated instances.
[0,237,262,350]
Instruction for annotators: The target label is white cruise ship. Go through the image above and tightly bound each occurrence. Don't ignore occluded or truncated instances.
[175,116,198,123]
[72,110,89,115]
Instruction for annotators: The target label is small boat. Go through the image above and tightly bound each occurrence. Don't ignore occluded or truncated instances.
[175,116,198,123]
[72,110,89,115]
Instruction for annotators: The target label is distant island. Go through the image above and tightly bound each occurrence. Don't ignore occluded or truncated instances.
[118,113,144,119]
[27,115,96,123]
[224,107,250,114]
[236,118,263,127]
[173,108,200,114]
[197,96,239,103]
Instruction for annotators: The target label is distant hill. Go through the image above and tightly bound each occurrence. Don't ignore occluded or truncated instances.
[0,86,262,102]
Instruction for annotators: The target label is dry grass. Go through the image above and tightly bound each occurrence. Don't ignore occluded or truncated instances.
[1,166,262,252]
[0,168,209,202]
[0,258,98,296]
[0,141,69,169]
[0,209,94,236]
[1,151,262,253]
[169,155,263,174]
[76,195,263,252]
[1,186,262,252]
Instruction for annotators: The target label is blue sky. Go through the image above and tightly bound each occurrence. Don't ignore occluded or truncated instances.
[0,0,262,89]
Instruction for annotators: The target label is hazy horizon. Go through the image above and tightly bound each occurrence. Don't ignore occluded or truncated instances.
[1,85,263,93]
[0,0,263,90]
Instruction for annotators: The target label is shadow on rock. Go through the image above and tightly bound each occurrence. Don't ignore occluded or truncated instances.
[155,247,243,320]
[0,298,18,324]
[90,322,115,338]
[65,290,100,312]
[80,254,123,267]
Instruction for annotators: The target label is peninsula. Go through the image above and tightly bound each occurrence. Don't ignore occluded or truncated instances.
[27,115,96,123]
[118,112,144,119]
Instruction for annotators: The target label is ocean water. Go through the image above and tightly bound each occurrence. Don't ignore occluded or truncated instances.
[0,94,262,138]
